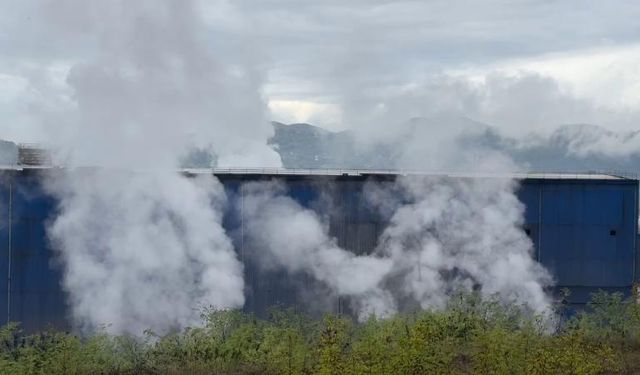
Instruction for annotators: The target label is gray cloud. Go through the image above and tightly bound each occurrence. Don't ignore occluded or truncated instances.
[3,1,640,130]
[5,1,639,162]
[235,0,640,100]
[328,71,640,166]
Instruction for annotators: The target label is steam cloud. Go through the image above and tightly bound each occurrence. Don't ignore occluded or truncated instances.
[241,181,397,319]
[371,176,553,313]
[32,0,279,334]
[47,171,244,333]
[239,177,553,319]
[10,0,557,333]
[237,77,554,318]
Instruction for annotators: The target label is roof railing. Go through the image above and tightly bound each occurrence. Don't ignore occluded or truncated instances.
[202,168,638,180]
[0,165,637,180]
[17,144,52,166]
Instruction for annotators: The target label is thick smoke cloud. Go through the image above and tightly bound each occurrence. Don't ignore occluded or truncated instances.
[4,0,564,330]
[37,0,279,168]
[241,181,396,319]
[239,177,553,317]
[328,72,555,314]
[369,176,552,313]
[28,0,280,334]
[239,68,558,318]
[47,171,243,333]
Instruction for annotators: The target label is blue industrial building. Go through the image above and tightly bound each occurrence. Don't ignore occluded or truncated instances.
[0,167,638,332]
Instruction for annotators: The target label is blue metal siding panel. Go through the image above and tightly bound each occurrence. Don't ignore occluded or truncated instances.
[0,172,638,330]
[541,185,584,225]
[585,187,622,226]
[517,184,540,224]
[538,183,633,286]
[0,175,10,325]
[522,179,638,304]
[288,180,322,207]
[7,173,68,331]
[516,184,542,257]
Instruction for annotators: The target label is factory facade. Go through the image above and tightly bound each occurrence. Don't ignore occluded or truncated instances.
[0,167,638,332]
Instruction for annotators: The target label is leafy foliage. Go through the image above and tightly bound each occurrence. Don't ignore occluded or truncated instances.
[2,291,640,374]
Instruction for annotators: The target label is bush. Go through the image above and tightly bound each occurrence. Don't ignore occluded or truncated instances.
[1,291,640,374]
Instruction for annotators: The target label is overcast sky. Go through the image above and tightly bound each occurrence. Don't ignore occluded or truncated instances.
[2,0,640,141]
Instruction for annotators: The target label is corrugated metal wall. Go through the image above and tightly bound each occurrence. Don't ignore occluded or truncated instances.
[0,170,68,332]
[0,170,637,331]
[519,179,639,304]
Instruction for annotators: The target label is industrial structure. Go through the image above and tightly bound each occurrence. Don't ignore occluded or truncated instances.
[0,167,638,332]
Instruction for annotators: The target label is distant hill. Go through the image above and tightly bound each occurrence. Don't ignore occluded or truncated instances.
[268,122,396,169]
[270,121,640,174]
[471,124,640,173]
[2,121,640,174]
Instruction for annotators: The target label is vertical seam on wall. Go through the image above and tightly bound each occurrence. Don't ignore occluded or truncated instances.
[538,184,542,262]
[634,184,638,284]
[241,186,244,263]
[7,175,12,324]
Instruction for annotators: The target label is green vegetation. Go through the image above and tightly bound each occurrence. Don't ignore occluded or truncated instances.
[2,291,640,374]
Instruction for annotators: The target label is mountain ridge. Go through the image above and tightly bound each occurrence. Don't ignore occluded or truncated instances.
[1,121,639,173]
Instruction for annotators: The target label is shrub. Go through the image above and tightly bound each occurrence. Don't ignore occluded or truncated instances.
[0,292,639,374]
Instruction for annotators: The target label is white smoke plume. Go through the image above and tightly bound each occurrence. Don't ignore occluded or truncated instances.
[238,92,555,317]
[24,0,281,334]
[335,70,555,314]
[235,76,555,318]
[239,175,553,318]
[8,0,557,330]
[47,170,244,333]
[241,181,397,319]
[36,0,280,168]
[369,176,553,314]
